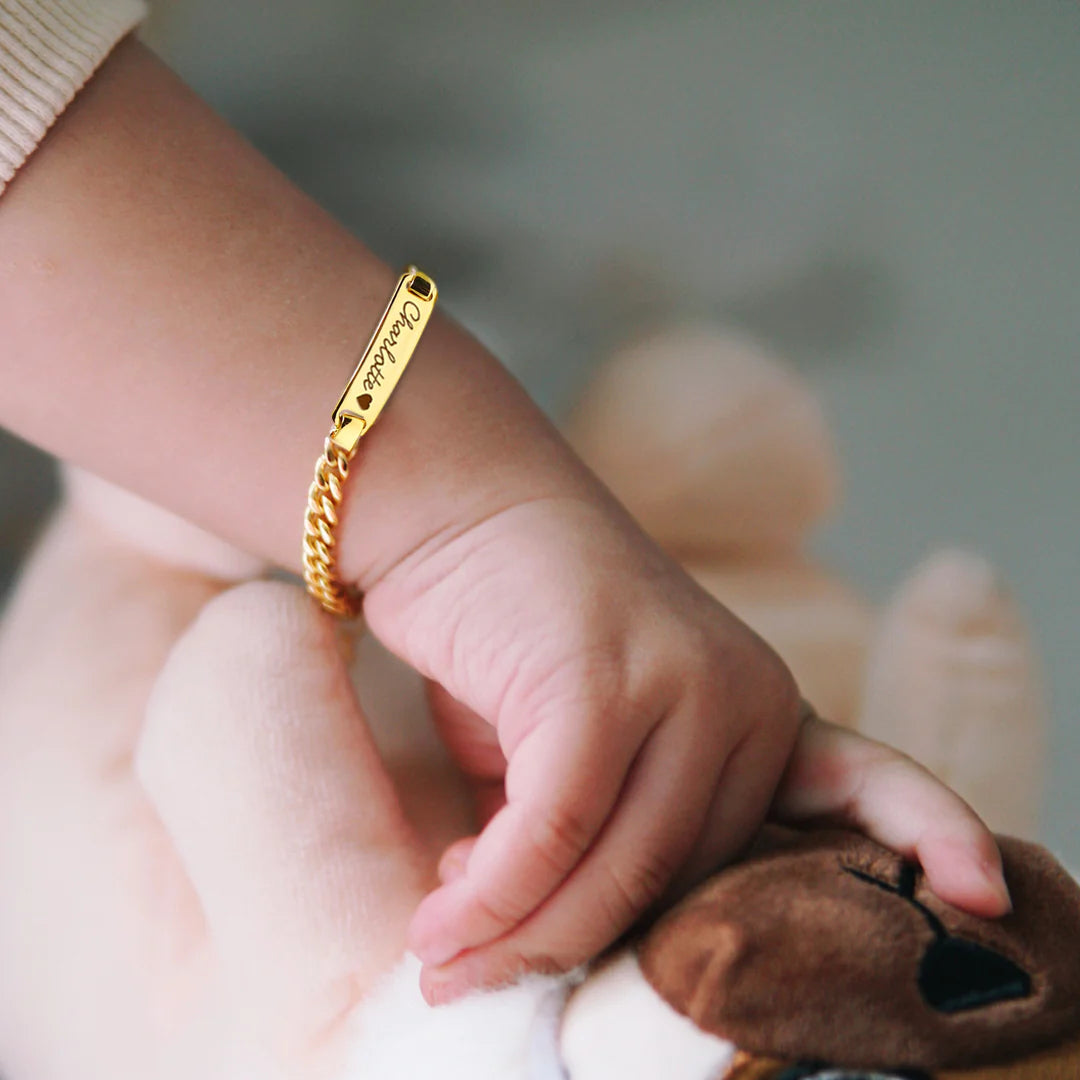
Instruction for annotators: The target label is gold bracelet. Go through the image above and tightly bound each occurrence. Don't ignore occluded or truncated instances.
[302,266,438,617]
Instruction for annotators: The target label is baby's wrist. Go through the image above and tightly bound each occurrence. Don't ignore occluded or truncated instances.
[328,310,593,596]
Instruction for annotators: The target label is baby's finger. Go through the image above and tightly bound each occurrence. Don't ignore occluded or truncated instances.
[407,707,647,968]
[137,581,431,1053]
[416,708,726,1003]
[772,713,1011,917]
[426,682,505,785]
[425,681,507,825]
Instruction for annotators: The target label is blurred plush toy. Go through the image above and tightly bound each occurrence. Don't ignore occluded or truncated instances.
[0,330,1061,1079]
[567,326,1047,836]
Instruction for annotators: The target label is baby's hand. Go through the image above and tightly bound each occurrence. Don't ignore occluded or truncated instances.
[364,493,1010,1004]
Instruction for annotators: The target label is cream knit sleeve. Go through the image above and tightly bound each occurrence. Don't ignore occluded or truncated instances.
[0,0,146,195]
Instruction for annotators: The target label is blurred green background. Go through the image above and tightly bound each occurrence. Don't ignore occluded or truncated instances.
[2,1,1077,858]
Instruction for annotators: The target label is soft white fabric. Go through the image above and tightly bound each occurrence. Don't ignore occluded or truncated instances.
[343,950,742,1080]
[347,955,572,1080]
[559,953,736,1080]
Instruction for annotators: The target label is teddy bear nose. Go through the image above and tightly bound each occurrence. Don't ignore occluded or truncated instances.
[918,935,1031,1014]
[843,863,1033,1016]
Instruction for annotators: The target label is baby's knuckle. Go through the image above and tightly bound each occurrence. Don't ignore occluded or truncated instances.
[735,639,800,730]
[599,854,674,931]
[768,656,802,724]
[473,881,534,929]
[530,802,596,874]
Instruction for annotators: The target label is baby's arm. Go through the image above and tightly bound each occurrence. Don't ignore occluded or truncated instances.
[0,38,576,589]
[0,38,1010,1003]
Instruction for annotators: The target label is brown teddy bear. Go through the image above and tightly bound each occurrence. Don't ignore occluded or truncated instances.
[566,827,1080,1079]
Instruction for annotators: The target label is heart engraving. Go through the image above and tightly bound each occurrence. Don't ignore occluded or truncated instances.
[357,393,373,410]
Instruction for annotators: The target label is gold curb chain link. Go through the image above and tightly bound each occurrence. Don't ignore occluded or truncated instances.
[302,433,361,617]
[300,266,437,618]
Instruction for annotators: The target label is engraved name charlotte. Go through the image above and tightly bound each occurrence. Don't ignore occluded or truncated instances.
[357,298,423,399]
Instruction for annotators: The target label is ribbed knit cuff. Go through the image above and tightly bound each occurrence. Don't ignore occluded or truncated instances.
[0,0,147,194]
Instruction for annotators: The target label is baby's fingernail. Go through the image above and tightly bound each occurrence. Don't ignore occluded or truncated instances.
[420,965,467,1007]
[414,936,463,968]
[955,855,1012,916]
[408,880,478,965]
[982,861,1013,914]
[408,912,464,967]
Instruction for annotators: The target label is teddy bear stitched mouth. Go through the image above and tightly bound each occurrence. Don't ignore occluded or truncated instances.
[843,864,1032,1014]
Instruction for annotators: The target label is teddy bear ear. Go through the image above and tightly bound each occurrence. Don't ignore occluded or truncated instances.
[858,549,1047,837]
[565,326,839,558]
[636,829,1080,1075]
[62,465,267,581]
